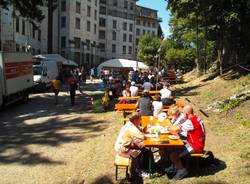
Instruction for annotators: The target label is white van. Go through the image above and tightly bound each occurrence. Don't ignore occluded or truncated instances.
[33,54,64,90]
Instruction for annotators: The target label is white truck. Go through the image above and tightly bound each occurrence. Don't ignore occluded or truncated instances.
[33,54,64,90]
[0,52,33,106]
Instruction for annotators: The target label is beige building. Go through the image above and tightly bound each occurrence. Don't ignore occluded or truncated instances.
[0,0,162,69]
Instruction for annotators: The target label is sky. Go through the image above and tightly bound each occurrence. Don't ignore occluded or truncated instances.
[137,0,171,38]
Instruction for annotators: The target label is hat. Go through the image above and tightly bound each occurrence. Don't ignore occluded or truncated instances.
[131,81,135,86]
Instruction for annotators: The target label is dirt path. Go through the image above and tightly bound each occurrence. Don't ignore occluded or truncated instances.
[0,80,123,184]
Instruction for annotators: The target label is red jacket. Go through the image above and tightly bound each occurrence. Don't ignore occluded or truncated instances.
[187,115,206,153]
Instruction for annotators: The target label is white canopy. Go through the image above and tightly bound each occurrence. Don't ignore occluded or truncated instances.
[97,59,148,72]
[63,60,78,66]
[34,54,78,67]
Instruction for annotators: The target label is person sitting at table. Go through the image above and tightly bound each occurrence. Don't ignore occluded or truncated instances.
[130,81,139,97]
[166,105,206,180]
[170,105,187,140]
[142,78,153,91]
[136,90,153,116]
[114,112,152,178]
[160,83,174,106]
[122,85,131,97]
[152,95,163,116]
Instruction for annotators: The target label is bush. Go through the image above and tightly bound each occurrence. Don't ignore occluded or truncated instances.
[219,99,242,111]
[241,119,250,127]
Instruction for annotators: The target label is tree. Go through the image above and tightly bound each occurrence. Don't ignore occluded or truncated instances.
[136,34,161,67]
[1,0,58,54]
[167,0,250,75]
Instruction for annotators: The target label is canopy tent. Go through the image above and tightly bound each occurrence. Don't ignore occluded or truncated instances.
[62,60,78,66]
[33,54,78,67]
[97,59,149,72]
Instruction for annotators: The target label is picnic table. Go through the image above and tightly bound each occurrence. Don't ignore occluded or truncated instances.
[141,116,184,178]
[115,103,137,124]
[138,90,160,95]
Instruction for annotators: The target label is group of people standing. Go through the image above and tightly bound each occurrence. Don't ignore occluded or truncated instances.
[51,68,82,106]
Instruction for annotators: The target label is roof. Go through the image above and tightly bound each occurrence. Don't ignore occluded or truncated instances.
[97,59,149,71]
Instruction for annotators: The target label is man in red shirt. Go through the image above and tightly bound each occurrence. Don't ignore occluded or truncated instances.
[167,105,206,180]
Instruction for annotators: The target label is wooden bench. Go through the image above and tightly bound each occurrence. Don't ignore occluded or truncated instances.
[189,151,209,173]
[114,154,130,181]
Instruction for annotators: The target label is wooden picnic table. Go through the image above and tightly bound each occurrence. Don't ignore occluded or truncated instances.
[141,116,184,178]
[118,96,140,101]
[138,90,160,95]
[115,103,137,124]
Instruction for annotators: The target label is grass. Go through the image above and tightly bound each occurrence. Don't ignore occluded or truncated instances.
[219,99,242,112]
[241,119,250,127]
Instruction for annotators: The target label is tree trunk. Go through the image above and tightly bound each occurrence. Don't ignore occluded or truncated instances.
[47,0,53,54]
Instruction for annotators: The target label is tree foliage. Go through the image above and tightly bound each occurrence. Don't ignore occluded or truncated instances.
[166,0,250,75]
[137,34,161,66]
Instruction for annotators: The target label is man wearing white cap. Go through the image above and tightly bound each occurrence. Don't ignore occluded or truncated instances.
[130,81,139,97]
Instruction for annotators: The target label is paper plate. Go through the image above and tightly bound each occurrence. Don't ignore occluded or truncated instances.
[168,135,179,140]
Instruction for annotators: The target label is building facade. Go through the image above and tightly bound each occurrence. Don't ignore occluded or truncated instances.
[0,0,162,69]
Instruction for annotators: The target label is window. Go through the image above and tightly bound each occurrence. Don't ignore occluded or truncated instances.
[136,28,140,36]
[123,34,127,42]
[129,23,133,32]
[100,6,106,15]
[112,44,116,53]
[99,43,105,52]
[136,20,140,25]
[152,23,156,28]
[75,18,80,29]
[123,46,126,54]
[61,36,66,48]
[100,0,106,4]
[112,31,116,40]
[61,1,66,11]
[74,37,81,49]
[95,0,97,6]
[99,30,106,39]
[147,30,150,34]
[113,0,117,6]
[16,17,19,33]
[129,35,132,43]
[113,20,117,29]
[128,46,132,54]
[32,25,36,38]
[148,22,151,27]
[123,22,127,31]
[16,44,20,52]
[124,1,128,9]
[76,2,81,13]
[143,29,146,34]
[38,30,41,41]
[61,16,66,28]
[99,18,106,27]
[136,38,139,45]
[87,21,91,32]
[143,21,146,26]
[94,10,97,20]
[22,20,25,35]
[152,31,155,36]
[86,39,90,50]
[87,6,91,17]
[130,2,134,10]
[94,24,97,34]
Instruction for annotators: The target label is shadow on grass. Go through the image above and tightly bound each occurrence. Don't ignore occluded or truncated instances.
[174,83,208,97]
[0,92,108,165]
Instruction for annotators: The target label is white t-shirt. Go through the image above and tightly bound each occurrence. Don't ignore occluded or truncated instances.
[142,82,153,91]
[152,101,163,116]
[160,88,171,99]
[122,90,130,97]
[130,86,139,96]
